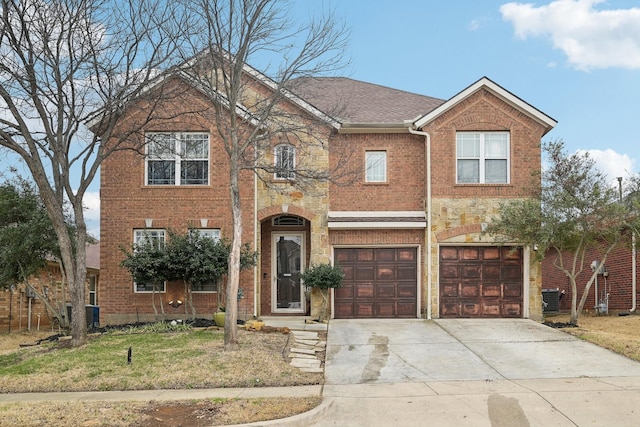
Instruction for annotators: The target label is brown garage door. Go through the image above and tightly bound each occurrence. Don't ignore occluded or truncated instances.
[334,247,418,318]
[439,246,523,318]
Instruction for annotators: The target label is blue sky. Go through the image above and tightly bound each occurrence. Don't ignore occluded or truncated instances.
[294,0,639,181]
[4,0,640,239]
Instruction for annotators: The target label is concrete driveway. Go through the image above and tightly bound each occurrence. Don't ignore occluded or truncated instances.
[314,318,640,426]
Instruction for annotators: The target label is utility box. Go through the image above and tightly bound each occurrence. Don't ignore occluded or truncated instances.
[66,304,100,328]
[542,289,560,312]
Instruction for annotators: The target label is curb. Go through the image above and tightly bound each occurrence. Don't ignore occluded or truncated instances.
[230,397,333,427]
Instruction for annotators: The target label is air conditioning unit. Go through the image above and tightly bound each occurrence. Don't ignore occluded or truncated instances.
[542,289,560,312]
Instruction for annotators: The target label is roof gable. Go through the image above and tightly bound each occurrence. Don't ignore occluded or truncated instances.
[413,77,557,133]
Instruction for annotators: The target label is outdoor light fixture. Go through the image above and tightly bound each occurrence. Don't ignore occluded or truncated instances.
[168,300,183,308]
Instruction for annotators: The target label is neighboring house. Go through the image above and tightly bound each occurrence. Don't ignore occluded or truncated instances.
[0,243,100,333]
[99,64,556,325]
[541,243,640,314]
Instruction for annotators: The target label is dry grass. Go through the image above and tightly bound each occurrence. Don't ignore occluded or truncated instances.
[545,312,640,362]
[0,325,323,426]
[0,397,322,427]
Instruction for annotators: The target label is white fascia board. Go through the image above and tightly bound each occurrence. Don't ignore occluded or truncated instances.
[328,211,426,218]
[328,221,427,229]
[413,77,557,131]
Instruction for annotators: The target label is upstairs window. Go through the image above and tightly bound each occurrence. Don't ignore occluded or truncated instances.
[365,151,387,183]
[146,132,209,186]
[456,132,509,184]
[274,144,296,179]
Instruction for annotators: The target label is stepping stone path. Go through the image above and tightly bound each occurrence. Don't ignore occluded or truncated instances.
[288,330,326,373]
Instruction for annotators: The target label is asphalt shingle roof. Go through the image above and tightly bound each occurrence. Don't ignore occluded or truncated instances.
[288,77,445,125]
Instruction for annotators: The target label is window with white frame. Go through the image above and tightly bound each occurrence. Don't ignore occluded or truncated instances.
[274,144,295,179]
[88,275,97,305]
[133,229,166,292]
[146,132,209,186]
[365,150,387,182]
[191,228,221,292]
[456,132,510,184]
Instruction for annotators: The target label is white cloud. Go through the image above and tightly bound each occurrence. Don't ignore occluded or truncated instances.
[579,148,635,182]
[83,191,100,239]
[83,191,100,221]
[500,0,640,70]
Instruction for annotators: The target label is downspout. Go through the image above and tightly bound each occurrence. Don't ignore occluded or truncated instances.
[408,126,432,320]
[254,151,259,318]
[631,233,637,313]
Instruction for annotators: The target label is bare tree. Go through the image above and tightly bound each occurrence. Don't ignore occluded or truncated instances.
[0,0,188,346]
[176,0,350,349]
[487,140,639,324]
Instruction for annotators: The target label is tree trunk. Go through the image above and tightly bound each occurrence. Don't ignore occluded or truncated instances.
[224,149,242,351]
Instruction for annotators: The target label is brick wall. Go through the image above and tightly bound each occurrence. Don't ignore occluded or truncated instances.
[542,242,640,313]
[329,133,426,212]
[100,78,256,325]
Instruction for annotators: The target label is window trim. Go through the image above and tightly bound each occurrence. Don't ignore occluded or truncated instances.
[145,132,210,186]
[133,229,167,293]
[274,144,296,180]
[365,150,387,183]
[456,131,510,184]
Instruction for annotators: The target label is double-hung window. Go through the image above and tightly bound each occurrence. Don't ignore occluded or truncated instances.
[274,144,296,179]
[365,150,387,183]
[456,132,509,184]
[146,132,209,185]
[133,229,166,293]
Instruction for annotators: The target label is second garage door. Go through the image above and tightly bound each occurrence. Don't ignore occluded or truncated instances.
[333,247,418,319]
[439,246,523,318]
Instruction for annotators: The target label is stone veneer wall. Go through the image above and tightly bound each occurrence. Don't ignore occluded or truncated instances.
[429,197,543,321]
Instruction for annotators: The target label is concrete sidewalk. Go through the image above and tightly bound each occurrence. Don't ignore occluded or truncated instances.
[0,385,323,404]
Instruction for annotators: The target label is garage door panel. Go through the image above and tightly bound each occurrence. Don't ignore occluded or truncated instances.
[481,302,501,316]
[461,302,480,316]
[398,265,417,280]
[357,249,374,262]
[441,265,458,279]
[335,302,355,318]
[504,283,522,297]
[340,265,355,281]
[398,284,416,298]
[355,266,375,280]
[397,302,417,317]
[502,265,522,281]
[356,303,374,317]
[440,246,523,319]
[461,283,480,297]
[483,265,501,280]
[482,283,501,297]
[355,283,374,298]
[442,283,459,297]
[482,247,500,260]
[334,247,418,319]
[376,303,395,317]
[462,248,479,260]
[376,283,396,298]
[376,266,396,280]
[461,265,481,278]
[335,284,354,299]
[503,303,521,317]
[440,247,459,260]
[375,248,396,262]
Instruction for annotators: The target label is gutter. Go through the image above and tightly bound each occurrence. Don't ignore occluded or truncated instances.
[407,125,432,320]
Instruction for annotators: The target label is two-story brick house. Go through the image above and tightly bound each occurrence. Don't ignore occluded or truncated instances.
[99,64,555,325]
